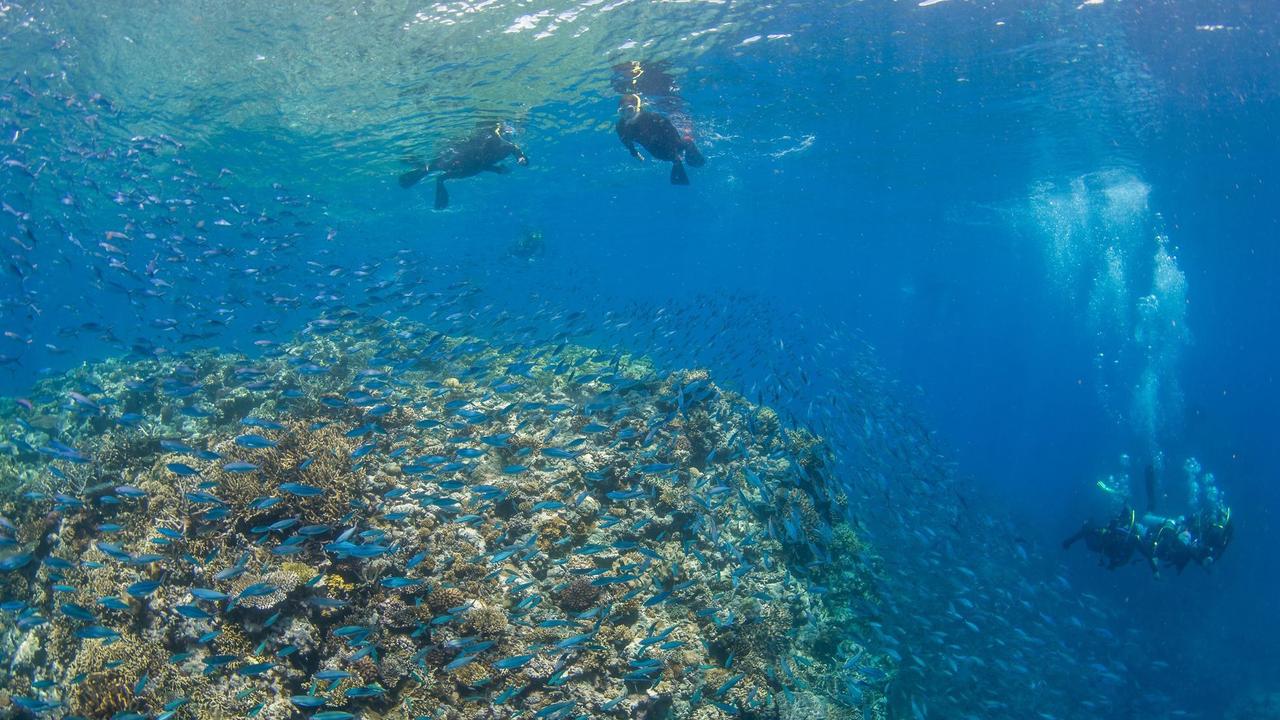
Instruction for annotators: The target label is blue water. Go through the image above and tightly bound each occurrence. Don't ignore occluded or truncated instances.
[2,0,1278,717]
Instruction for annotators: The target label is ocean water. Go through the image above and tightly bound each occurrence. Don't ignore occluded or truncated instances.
[1,1,1277,719]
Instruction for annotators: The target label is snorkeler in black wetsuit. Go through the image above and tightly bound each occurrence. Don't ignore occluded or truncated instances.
[611,59,680,97]
[399,122,528,209]
[616,93,705,185]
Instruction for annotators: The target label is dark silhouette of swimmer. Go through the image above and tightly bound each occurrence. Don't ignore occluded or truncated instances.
[1062,507,1140,569]
[1194,506,1234,566]
[399,122,528,209]
[616,94,705,185]
[1142,506,1235,575]
[1066,504,1234,576]
[1137,517,1191,575]
[611,60,680,98]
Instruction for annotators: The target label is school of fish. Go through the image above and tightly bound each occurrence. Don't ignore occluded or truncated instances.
[0,3,1187,720]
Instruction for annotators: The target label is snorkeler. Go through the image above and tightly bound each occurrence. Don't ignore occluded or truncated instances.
[611,59,681,97]
[616,93,705,185]
[399,121,528,210]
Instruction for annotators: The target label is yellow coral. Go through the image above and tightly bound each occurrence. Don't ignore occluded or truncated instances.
[281,561,317,584]
[326,573,355,593]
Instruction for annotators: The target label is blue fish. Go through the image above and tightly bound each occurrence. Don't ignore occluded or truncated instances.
[606,489,645,502]
[344,685,384,698]
[98,596,130,611]
[248,496,282,510]
[637,463,675,474]
[75,625,121,640]
[236,582,278,598]
[444,653,480,671]
[174,604,212,619]
[380,576,423,589]
[235,434,277,449]
[126,578,163,598]
[60,602,96,622]
[0,551,34,572]
[237,662,275,677]
[554,632,595,650]
[494,654,535,670]
[222,461,260,473]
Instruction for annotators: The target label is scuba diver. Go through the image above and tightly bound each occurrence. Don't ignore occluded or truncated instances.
[509,230,545,262]
[399,121,528,210]
[1065,461,1234,576]
[616,93,705,185]
[1136,513,1195,576]
[1062,508,1141,569]
[1193,505,1234,566]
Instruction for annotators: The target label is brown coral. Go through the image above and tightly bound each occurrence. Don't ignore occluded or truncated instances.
[556,578,600,613]
[429,586,467,613]
[464,603,508,636]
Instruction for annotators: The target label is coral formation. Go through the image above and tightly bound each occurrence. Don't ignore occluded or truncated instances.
[0,317,890,718]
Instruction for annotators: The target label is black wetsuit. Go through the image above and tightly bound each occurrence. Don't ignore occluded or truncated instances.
[1067,503,1234,575]
[1063,509,1139,569]
[616,110,705,185]
[611,60,680,97]
[1195,509,1234,565]
[399,126,527,209]
[1142,521,1195,575]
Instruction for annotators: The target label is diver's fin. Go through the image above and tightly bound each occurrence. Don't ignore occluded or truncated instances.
[485,164,510,174]
[684,143,705,168]
[434,178,449,210]
[399,167,429,188]
[670,161,689,185]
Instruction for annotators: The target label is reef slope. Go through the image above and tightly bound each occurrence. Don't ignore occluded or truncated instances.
[0,317,888,719]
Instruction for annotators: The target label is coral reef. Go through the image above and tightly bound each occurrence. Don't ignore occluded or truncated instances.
[0,317,891,718]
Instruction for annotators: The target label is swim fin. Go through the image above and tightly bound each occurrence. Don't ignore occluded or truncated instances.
[434,178,449,210]
[399,167,429,188]
[670,161,689,185]
[684,143,705,168]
